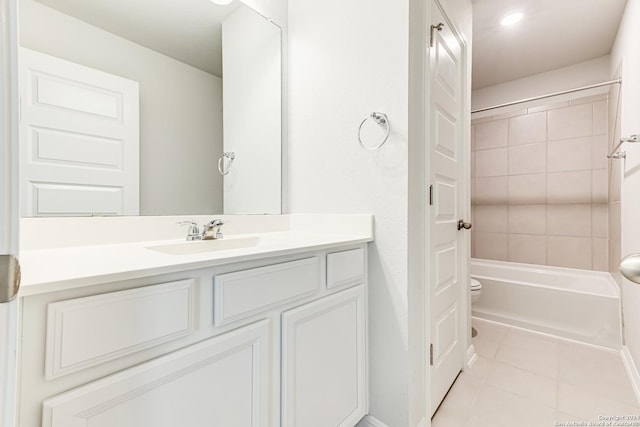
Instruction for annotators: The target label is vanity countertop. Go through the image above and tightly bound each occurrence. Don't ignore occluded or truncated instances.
[19,229,373,296]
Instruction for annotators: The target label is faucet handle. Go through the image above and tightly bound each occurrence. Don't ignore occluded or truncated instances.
[177,221,202,241]
[202,219,224,240]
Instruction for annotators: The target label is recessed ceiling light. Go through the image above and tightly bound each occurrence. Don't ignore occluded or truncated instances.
[210,0,233,5]
[501,12,523,26]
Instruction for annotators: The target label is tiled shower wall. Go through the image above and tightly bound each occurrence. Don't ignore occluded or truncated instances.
[471,94,609,271]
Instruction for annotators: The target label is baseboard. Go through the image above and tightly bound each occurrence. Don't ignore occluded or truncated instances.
[357,415,390,427]
[466,344,478,368]
[358,414,427,427]
[621,346,640,405]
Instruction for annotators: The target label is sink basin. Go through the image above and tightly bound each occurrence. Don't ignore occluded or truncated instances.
[147,237,261,255]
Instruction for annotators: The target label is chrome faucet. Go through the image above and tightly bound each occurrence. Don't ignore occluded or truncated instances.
[202,219,224,240]
[178,221,202,241]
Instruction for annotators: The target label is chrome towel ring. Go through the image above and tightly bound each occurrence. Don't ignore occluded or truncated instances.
[217,152,236,176]
[358,112,390,151]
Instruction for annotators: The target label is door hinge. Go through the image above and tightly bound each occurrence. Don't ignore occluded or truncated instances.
[430,343,434,366]
[0,255,21,303]
[429,185,433,206]
[430,22,444,48]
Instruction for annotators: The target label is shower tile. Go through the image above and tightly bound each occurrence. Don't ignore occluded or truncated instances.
[592,238,609,272]
[592,169,608,203]
[508,204,546,235]
[548,104,593,141]
[470,124,476,151]
[470,232,476,258]
[528,100,569,113]
[547,204,591,237]
[592,100,608,135]
[591,203,608,237]
[508,234,546,265]
[475,177,508,205]
[547,137,591,172]
[592,134,609,170]
[475,119,508,150]
[570,94,607,106]
[609,160,622,202]
[508,174,546,204]
[508,143,546,175]
[470,151,475,178]
[508,112,546,146]
[474,232,508,262]
[547,236,592,269]
[547,171,591,204]
[474,205,508,233]
[609,202,621,272]
[490,109,528,120]
[471,116,492,125]
[475,148,508,177]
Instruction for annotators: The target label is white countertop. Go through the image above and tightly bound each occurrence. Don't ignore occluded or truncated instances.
[19,230,372,296]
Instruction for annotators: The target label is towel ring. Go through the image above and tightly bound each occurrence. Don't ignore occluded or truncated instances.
[358,112,390,151]
[217,152,236,176]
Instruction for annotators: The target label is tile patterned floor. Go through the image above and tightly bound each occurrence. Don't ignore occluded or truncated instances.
[432,318,640,427]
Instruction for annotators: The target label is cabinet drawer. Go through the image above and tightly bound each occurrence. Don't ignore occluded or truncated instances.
[45,279,195,379]
[214,257,321,325]
[327,248,365,289]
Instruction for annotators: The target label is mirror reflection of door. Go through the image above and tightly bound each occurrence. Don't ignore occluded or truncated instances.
[18,0,282,217]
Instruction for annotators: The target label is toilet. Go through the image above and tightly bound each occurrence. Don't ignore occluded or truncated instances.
[470,278,482,338]
[470,278,482,303]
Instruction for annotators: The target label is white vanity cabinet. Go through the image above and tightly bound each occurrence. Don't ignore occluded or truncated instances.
[42,321,271,427]
[17,245,368,427]
[282,285,366,427]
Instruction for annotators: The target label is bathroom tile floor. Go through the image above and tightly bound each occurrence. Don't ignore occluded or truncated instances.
[432,318,640,427]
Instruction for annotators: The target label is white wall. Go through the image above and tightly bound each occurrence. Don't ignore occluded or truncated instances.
[20,0,223,215]
[472,55,611,112]
[288,0,409,423]
[610,0,640,376]
[222,6,281,214]
[288,0,472,425]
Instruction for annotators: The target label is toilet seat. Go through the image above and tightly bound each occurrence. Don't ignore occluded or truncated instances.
[470,278,482,292]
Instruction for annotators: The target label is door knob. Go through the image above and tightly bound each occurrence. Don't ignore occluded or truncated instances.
[620,254,640,284]
[457,219,472,231]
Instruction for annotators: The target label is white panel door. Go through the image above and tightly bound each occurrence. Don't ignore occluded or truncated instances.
[281,286,367,427]
[0,0,20,425]
[428,2,467,415]
[42,320,271,427]
[19,48,139,216]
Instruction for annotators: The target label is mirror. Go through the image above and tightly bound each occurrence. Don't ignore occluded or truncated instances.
[18,0,282,216]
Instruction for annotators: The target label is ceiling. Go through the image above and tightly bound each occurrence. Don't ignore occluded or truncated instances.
[35,0,242,77]
[472,0,628,89]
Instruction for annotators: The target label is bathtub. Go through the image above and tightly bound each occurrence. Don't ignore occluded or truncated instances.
[470,258,622,349]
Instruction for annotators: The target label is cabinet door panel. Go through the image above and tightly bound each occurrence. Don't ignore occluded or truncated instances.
[282,286,366,427]
[42,321,270,427]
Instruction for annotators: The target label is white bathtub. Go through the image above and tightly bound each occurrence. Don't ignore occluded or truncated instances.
[470,258,622,349]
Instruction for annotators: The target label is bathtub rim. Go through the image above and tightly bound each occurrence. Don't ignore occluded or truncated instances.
[470,257,620,298]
